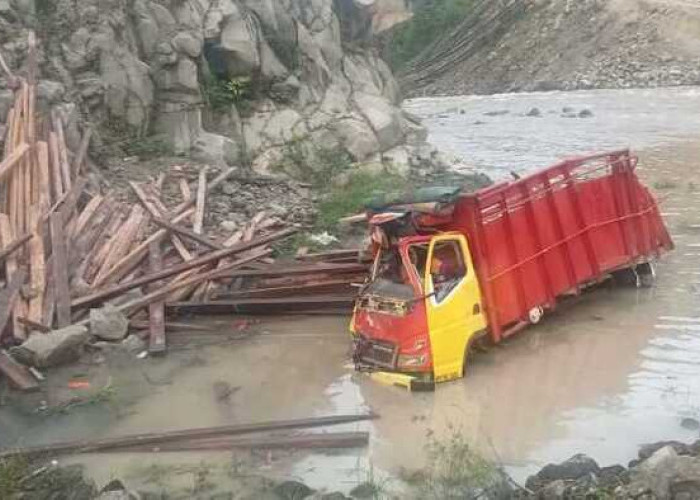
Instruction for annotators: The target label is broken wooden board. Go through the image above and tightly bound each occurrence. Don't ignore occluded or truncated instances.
[147,240,166,355]
[50,211,71,328]
[0,350,39,392]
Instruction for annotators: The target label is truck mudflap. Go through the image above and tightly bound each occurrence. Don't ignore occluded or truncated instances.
[368,371,435,392]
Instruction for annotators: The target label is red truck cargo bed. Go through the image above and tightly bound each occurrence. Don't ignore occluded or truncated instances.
[450,150,673,341]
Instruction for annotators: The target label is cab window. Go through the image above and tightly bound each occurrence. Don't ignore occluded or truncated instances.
[429,240,467,302]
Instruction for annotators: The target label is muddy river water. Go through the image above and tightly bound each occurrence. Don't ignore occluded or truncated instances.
[3,87,700,496]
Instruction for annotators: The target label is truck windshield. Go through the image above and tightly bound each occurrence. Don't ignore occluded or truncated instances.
[366,248,418,300]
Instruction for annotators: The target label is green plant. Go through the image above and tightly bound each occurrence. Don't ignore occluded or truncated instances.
[202,75,252,112]
[316,171,408,231]
[0,456,29,498]
[273,139,353,187]
[412,426,504,499]
[387,0,476,69]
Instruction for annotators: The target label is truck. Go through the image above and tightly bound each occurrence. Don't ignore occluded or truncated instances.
[351,150,674,389]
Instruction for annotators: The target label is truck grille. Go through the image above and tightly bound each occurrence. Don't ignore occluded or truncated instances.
[355,338,397,369]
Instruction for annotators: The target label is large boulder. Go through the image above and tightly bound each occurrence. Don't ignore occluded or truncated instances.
[11,325,89,368]
[526,454,600,491]
[191,132,240,166]
[218,7,260,76]
[331,116,380,160]
[623,445,700,498]
[353,92,404,151]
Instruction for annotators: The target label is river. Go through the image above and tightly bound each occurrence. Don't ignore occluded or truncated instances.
[3,86,700,496]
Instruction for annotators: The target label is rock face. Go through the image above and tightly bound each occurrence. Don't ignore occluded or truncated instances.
[0,0,425,172]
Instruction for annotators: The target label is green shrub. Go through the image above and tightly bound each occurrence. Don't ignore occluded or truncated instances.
[202,75,252,112]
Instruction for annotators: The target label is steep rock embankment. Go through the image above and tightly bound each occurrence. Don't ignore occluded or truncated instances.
[398,0,700,96]
[0,0,426,173]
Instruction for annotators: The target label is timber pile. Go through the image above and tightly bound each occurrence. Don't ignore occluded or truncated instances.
[0,34,370,391]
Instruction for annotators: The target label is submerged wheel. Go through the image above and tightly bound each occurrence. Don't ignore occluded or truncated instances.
[636,262,656,288]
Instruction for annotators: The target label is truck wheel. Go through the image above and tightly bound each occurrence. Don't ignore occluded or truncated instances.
[636,262,656,288]
[528,306,544,324]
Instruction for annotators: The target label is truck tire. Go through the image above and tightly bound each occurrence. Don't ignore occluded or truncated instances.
[636,262,656,288]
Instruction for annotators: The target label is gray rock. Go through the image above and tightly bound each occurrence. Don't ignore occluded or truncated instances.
[191,132,240,166]
[220,220,237,232]
[526,454,600,490]
[171,32,202,58]
[540,479,567,500]
[37,80,65,104]
[332,117,380,161]
[11,325,89,368]
[578,109,594,118]
[219,7,260,76]
[623,445,700,498]
[526,107,542,117]
[90,305,129,341]
[274,480,314,500]
[353,92,404,151]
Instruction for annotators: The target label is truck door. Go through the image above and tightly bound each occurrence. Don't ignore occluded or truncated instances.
[425,234,486,381]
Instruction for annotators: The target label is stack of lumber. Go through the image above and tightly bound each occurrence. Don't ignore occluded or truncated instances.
[0,34,371,390]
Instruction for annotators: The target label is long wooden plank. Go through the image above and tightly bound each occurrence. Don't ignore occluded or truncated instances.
[48,131,64,200]
[74,228,297,310]
[216,262,368,279]
[167,295,356,316]
[36,140,51,211]
[72,127,92,177]
[92,205,146,285]
[0,350,39,392]
[50,212,71,328]
[69,195,104,241]
[0,413,377,459]
[119,250,272,316]
[107,432,370,453]
[0,268,27,339]
[193,167,208,234]
[27,207,45,324]
[147,240,166,354]
[152,217,222,251]
[52,110,71,190]
[0,214,25,340]
[95,168,237,286]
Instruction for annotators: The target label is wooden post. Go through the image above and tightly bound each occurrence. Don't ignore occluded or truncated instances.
[148,240,166,354]
[27,206,46,324]
[50,212,71,328]
[194,167,208,234]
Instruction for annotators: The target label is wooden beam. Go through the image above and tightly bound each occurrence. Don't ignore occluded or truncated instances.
[0,214,26,340]
[193,167,208,234]
[152,217,222,251]
[27,207,46,324]
[0,350,39,392]
[74,228,297,310]
[50,212,71,328]
[52,110,71,190]
[0,268,27,338]
[0,413,377,459]
[72,127,92,177]
[147,240,166,354]
[92,205,146,285]
[119,250,272,316]
[94,168,237,286]
[17,316,50,333]
[167,295,356,316]
[48,131,64,200]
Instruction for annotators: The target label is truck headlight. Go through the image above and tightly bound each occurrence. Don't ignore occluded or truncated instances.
[397,354,427,367]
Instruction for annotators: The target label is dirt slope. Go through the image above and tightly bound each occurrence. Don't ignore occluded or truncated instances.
[399,0,700,96]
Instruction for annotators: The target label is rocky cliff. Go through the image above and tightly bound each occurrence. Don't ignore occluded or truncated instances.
[0,0,426,174]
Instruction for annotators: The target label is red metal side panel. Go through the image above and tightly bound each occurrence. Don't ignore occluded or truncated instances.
[451,150,673,342]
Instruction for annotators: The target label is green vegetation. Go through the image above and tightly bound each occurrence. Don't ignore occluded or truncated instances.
[316,171,408,231]
[102,118,173,159]
[202,74,252,112]
[402,427,506,499]
[387,0,476,69]
[273,138,354,187]
[0,456,29,498]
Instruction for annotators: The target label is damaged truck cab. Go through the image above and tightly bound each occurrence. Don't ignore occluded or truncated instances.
[351,151,674,388]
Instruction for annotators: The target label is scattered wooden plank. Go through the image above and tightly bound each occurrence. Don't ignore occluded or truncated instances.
[27,206,46,324]
[148,240,166,355]
[0,350,39,392]
[119,250,272,316]
[152,217,223,251]
[52,110,71,190]
[35,140,51,211]
[193,166,208,234]
[107,432,370,453]
[0,268,27,338]
[92,205,146,285]
[69,195,104,240]
[216,262,368,279]
[167,295,356,316]
[0,214,26,340]
[48,131,64,200]
[214,279,356,300]
[154,172,166,192]
[50,212,71,328]
[74,228,297,310]
[0,413,377,459]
